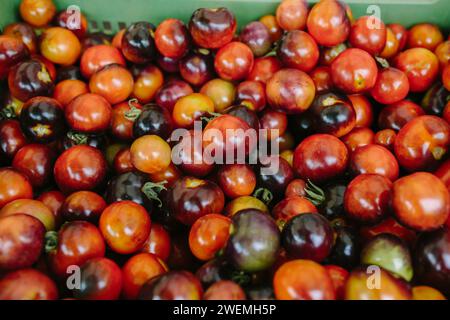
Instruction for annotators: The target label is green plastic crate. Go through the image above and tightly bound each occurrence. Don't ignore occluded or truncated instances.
[0,0,449,34]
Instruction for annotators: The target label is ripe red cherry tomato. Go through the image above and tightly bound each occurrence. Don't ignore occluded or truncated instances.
[189,214,231,261]
[214,42,254,81]
[331,48,378,94]
[47,221,105,278]
[341,127,375,153]
[350,144,400,182]
[266,68,316,114]
[394,48,439,92]
[141,223,172,262]
[0,269,58,300]
[274,259,336,300]
[61,191,107,223]
[90,64,134,104]
[325,265,349,300]
[54,145,107,194]
[306,0,351,47]
[53,79,89,108]
[37,190,65,228]
[371,68,410,105]
[80,45,126,78]
[0,214,45,270]
[344,174,393,224]
[388,23,408,51]
[293,134,349,184]
[217,164,256,198]
[0,198,55,231]
[380,27,400,59]
[393,172,450,231]
[0,35,30,80]
[348,95,373,128]
[65,93,112,133]
[122,253,167,300]
[100,201,151,254]
[0,168,33,208]
[378,100,425,131]
[408,23,444,51]
[278,30,319,72]
[0,120,28,160]
[20,0,56,27]
[310,66,333,93]
[276,0,308,31]
[260,15,282,43]
[272,196,318,227]
[247,56,282,84]
[349,16,387,56]
[394,115,450,171]
[155,18,191,59]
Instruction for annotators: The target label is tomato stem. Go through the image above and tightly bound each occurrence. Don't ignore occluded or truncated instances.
[124,99,142,121]
[253,188,274,205]
[304,179,326,207]
[142,180,168,208]
[44,231,58,253]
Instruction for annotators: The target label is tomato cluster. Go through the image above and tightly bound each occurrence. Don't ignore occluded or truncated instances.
[0,0,449,301]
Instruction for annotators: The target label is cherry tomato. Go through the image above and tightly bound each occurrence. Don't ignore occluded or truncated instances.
[0,120,27,160]
[341,127,375,153]
[214,42,254,81]
[306,0,351,47]
[20,0,56,27]
[285,179,307,198]
[113,147,133,174]
[61,191,106,223]
[380,27,400,59]
[236,80,266,112]
[435,40,450,68]
[371,68,410,105]
[89,64,134,104]
[378,100,425,131]
[40,27,81,66]
[155,79,193,112]
[247,56,282,84]
[274,259,335,300]
[393,172,450,231]
[374,129,397,151]
[331,48,378,94]
[360,217,417,246]
[189,214,231,261]
[53,79,89,107]
[179,50,214,87]
[276,0,308,31]
[132,64,164,104]
[55,9,88,39]
[47,221,105,278]
[224,196,269,217]
[0,269,58,300]
[408,23,444,51]
[412,286,446,300]
[325,265,349,300]
[73,257,122,300]
[278,30,319,72]
[349,16,386,56]
[139,271,203,300]
[310,66,333,93]
[217,164,256,199]
[121,22,156,64]
[0,35,30,80]
[130,135,172,174]
[37,190,65,228]
[240,21,272,57]
[54,145,107,193]
[0,168,33,209]
[155,18,190,59]
[200,79,236,113]
[350,144,399,182]
[259,15,282,43]
[173,93,214,128]
[3,22,38,54]
[0,214,44,270]
[388,23,408,51]
[272,196,317,228]
[80,44,126,78]
[0,198,55,231]
[110,99,142,141]
[141,223,172,262]
[122,253,168,300]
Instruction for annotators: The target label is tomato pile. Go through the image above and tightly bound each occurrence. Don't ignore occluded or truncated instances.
[0,0,449,300]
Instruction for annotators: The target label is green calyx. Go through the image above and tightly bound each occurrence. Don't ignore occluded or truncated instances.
[141,180,168,208]
[304,179,326,207]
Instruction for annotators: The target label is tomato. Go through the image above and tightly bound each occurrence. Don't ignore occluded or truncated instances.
[47,221,105,278]
[408,23,444,51]
[89,64,134,104]
[350,144,399,182]
[240,21,272,57]
[141,223,172,262]
[374,129,397,151]
[37,190,65,228]
[54,145,107,194]
[0,168,33,209]
[61,191,107,223]
[331,48,378,94]
[179,50,214,87]
[20,0,56,27]
[217,164,256,198]
[224,196,269,217]
[272,196,318,228]
[189,214,231,261]
[380,27,400,59]
[139,271,203,300]
[122,253,168,300]
[40,27,81,66]
[393,172,450,231]
[155,18,191,59]
[0,198,55,231]
[113,147,133,174]
[130,135,172,174]
[247,56,282,84]
[121,22,156,64]
[274,259,336,300]
[3,22,38,54]
[310,66,333,93]
[370,68,410,105]
[236,80,266,112]
[325,265,349,300]
[0,214,45,270]
[259,15,282,42]
[278,30,319,72]
[155,79,193,112]
[388,23,408,51]
[53,79,89,107]
[0,120,28,160]
[132,64,164,104]
[0,35,30,80]
[0,269,58,300]
[349,16,386,56]
[412,286,446,300]
[55,9,88,39]
[173,93,214,128]
[214,42,254,81]
[204,280,246,300]
[80,44,126,78]
[276,0,308,31]
[341,127,375,153]
[378,100,425,131]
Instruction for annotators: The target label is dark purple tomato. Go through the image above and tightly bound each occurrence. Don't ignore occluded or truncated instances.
[256,156,294,199]
[121,22,156,64]
[0,119,28,160]
[133,104,173,140]
[225,104,260,131]
[282,213,334,262]
[179,50,215,87]
[278,30,319,73]
[155,79,193,112]
[325,225,360,270]
[0,35,30,80]
[240,21,272,57]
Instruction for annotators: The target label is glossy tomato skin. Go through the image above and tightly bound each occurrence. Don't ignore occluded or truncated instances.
[0,168,33,208]
[204,280,246,300]
[0,269,58,300]
[274,259,336,300]
[0,35,30,80]
[224,196,269,217]
[394,115,450,172]
[282,213,333,262]
[167,177,225,226]
[240,21,271,57]
[344,174,393,224]
[8,59,54,102]
[217,164,256,199]
[278,30,319,73]
[257,156,294,199]
[3,22,36,54]
[61,191,107,223]
[394,48,439,92]
[414,229,450,295]
[121,22,156,64]
[55,9,88,39]
[310,66,333,93]
[226,105,260,132]
[341,127,374,153]
[266,68,316,114]
[37,190,65,228]
[53,79,89,108]
[389,23,408,51]
[155,79,193,112]
[130,135,171,174]
[215,42,254,82]
[189,8,236,49]
[0,198,55,231]
[349,16,386,55]
[173,93,214,128]
[421,83,449,116]
[80,44,126,78]
[0,214,44,270]
[360,217,416,246]
[0,120,27,160]
[48,221,105,278]
[380,27,400,59]
[408,23,444,51]
[122,253,168,300]
[189,214,231,261]
[374,129,397,151]
[54,145,107,194]
[141,223,172,262]
[276,0,308,31]
[326,225,360,270]
[247,56,282,84]
[65,93,112,133]
[236,81,266,112]
[73,257,123,300]
[155,18,191,59]
[393,172,450,231]
[306,0,350,47]
[20,97,65,143]
[350,144,399,182]
[293,134,349,184]
[110,99,142,141]
[325,265,349,300]
[40,27,81,66]
[20,0,56,27]
[331,48,378,94]
[272,196,318,228]
[90,64,134,105]
[12,144,55,188]
[100,201,151,254]
[378,100,425,131]
[260,15,282,43]
[139,271,203,300]
[133,104,173,140]
[370,68,410,105]
[179,50,215,87]
[131,64,164,104]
